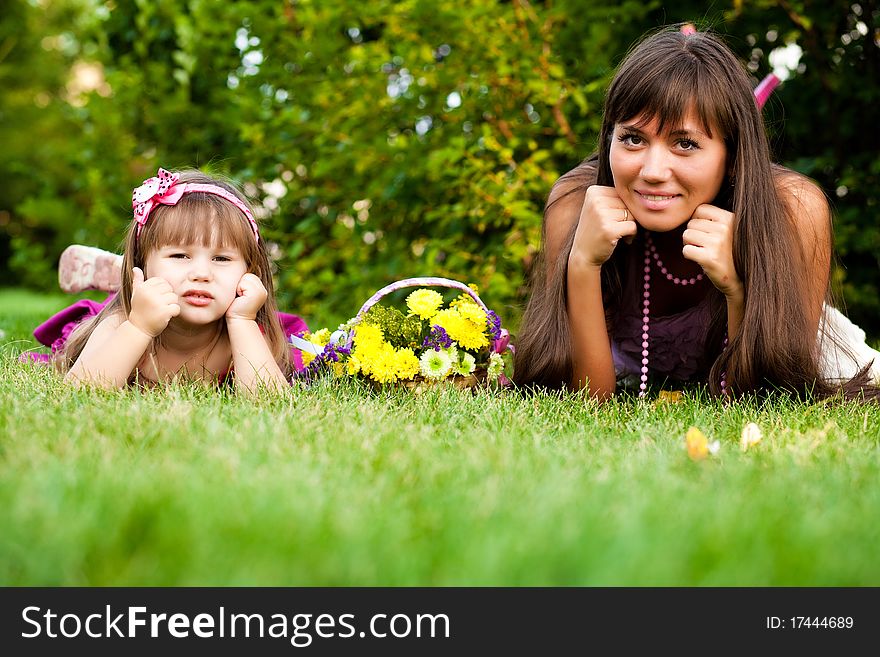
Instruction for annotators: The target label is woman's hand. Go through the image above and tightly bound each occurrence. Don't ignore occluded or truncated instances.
[128,267,180,337]
[569,186,637,270]
[226,273,267,322]
[681,204,743,300]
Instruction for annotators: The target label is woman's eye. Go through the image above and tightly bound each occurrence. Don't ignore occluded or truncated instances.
[678,139,700,151]
[618,133,643,146]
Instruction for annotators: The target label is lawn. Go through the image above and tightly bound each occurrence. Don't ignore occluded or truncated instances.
[1,288,879,586]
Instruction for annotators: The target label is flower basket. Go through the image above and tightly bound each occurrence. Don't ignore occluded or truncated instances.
[291,277,513,388]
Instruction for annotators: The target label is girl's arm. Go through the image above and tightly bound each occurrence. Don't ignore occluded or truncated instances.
[546,185,637,399]
[65,268,179,388]
[65,315,152,387]
[226,273,288,394]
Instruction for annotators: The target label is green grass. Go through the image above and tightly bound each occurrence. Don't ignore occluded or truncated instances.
[2,288,879,585]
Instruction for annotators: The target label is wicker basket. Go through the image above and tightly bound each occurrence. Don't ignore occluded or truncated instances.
[292,277,511,388]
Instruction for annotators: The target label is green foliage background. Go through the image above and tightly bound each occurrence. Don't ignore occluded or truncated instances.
[1,0,877,336]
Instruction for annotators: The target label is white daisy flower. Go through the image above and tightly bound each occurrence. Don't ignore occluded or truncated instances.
[419,348,452,379]
[453,351,476,376]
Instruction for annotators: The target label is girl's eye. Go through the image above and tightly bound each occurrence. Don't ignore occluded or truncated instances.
[169,253,188,259]
[213,256,231,262]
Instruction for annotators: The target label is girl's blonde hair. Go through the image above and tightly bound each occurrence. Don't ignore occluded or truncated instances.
[58,169,291,379]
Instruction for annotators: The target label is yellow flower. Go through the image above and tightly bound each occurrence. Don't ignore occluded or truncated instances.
[432,308,489,350]
[394,347,420,380]
[406,289,444,319]
[367,342,400,383]
[311,328,331,346]
[685,427,719,461]
[354,323,384,349]
[346,355,361,376]
[349,325,402,384]
[352,338,385,378]
[740,422,763,451]
[455,300,487,326]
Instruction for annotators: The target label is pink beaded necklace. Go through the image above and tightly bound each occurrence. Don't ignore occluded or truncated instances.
[639,232,705,397]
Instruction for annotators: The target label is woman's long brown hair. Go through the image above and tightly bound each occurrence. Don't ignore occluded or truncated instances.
[515,26,877,400]
[58,170,292,378]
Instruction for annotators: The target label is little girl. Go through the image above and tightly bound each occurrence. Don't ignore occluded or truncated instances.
[32,168,307,392]
[514,26,880,400]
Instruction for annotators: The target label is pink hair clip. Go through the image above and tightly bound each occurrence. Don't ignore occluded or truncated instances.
[131,167,259,241]
[754,73,780,110]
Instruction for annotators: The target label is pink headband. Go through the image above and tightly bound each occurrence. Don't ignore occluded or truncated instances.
[131,168,259,241]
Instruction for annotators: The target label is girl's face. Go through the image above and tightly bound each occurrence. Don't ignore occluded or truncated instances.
[144,242,248,326]
[609,109,727,232]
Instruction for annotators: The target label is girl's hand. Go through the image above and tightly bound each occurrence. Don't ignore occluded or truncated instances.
[570,186,637,270]
[128,267,180,337]
[682,204,743,299]
[226,273,267,322]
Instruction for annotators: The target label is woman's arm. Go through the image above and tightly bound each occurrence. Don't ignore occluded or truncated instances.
[682,204,744,339]
[566,254,618,398]
[682,174,830,343]
[546,183,636,399]
[226,274,288,394]
[779,175,831,335]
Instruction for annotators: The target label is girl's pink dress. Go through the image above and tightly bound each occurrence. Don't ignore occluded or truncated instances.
[22,295,309,373]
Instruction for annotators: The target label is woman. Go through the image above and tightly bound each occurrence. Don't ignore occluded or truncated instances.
[514,26,879,400]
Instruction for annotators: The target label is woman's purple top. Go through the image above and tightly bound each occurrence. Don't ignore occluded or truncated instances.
[22,295,309,373]
[609,256,713,387]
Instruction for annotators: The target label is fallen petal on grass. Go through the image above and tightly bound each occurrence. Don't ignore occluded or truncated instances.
[741,422,763,451]
[656,390,684,405]
[685,426,716,461]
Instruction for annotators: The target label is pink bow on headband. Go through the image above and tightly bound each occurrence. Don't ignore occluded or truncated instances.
[131,168,259,240]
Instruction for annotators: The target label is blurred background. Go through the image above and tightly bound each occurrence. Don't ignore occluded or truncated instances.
[1,0,877,336]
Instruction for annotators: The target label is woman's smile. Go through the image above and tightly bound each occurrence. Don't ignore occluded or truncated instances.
[634,190,681,210]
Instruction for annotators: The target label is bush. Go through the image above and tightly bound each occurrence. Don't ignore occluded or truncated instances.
[1,0,877,338]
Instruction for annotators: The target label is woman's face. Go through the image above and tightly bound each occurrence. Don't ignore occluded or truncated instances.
[609,108,727,232]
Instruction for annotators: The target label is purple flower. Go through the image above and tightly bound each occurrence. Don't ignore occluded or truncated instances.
[423,325,453,351]
[293,342,351,383]
[486,310,502,341]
